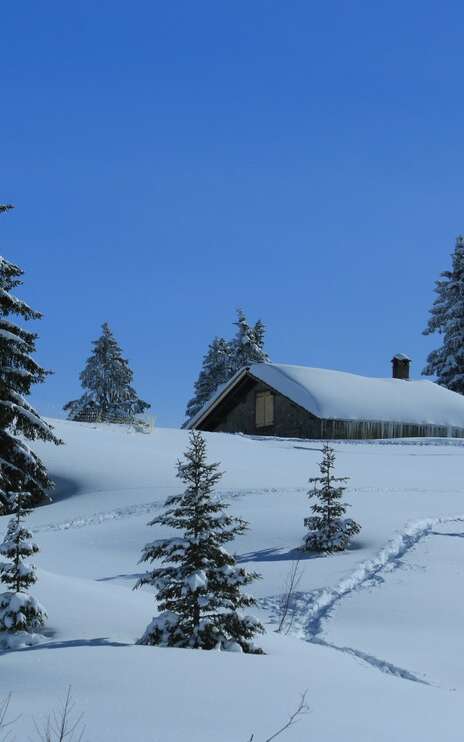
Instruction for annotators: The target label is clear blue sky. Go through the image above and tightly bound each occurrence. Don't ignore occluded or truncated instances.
[1,1,463,426]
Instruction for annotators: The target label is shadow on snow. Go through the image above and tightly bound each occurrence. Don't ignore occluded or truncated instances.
[238,540,365,564]
[0,637,131,656]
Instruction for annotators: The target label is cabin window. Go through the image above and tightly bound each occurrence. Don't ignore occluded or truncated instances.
[256,391,274,428]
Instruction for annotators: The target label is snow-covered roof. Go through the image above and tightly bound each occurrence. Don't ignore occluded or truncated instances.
[188,363,464,429]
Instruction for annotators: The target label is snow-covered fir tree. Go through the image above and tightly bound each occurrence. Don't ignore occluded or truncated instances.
[0,208,62,514]
[0,490,47,645]
[303,443,360,553]
[422,236,464,393]
[185,337,233,419]
[64,322,150,422]
[135,431,263,653]
[229,309,269,374]
[185,310,269,421]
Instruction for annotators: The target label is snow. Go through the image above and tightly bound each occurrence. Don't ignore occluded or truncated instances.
[0,328,24,345]
[0,396,55,436]
[2,420,464,739]
[0,629,44,650]
[0,366,32,378]
[0,591,47,637]
[250,363,464,427]
[186,570,208,590]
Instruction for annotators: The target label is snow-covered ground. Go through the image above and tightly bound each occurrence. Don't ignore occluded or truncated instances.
[2,421,464,740]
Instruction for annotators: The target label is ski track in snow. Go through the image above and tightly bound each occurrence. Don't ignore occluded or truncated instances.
[33,484,462,534]
[33,487,306,533]
[310,637,431,684]
[33,501,163,532]
[32,481,464,687]
[33,485,458,534]
[262,514,464,640]
[261,513,464,684]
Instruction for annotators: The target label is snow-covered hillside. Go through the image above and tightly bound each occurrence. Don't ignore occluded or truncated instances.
[2,421,464,740]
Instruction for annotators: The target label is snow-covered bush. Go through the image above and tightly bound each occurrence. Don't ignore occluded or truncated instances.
[135,431,264,653]
[0,491,46,647]
[303,443,360,553]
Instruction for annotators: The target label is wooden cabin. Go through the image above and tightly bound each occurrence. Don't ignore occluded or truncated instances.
[185,359,464,440]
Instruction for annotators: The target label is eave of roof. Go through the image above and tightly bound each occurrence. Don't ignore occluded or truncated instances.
[185,367,250,429]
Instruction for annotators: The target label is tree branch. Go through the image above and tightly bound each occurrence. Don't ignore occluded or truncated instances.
[247,691,309,742]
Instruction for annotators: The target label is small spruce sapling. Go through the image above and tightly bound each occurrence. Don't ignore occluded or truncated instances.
[303,443,360,553]
[135,431,263,652]
[0,490,47,646]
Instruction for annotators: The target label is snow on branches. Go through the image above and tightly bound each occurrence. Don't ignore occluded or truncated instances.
[185,337,232,419]
[185,309,269,421]
[0,491,47,648]
[303,443,360,553]
[0,210,62,513]
[231,308,269,373]
[423,235,464,393]
[64,322,150,423]
[135,431,263,653]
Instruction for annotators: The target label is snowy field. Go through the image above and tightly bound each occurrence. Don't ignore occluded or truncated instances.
[2,420,464,740]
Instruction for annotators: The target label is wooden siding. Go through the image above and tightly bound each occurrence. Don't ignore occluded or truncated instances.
[197,376,322,437]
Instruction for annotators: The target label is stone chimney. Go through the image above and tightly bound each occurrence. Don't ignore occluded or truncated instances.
[391,353,411,380]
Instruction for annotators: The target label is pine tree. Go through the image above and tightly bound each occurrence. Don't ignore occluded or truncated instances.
[303,443,360,553]
[0,490,47,644]
[185,310,269,421]
[230,309,269,374]
[64,322,150,422]
[0,208,62,514]
[185,337,233,419]
[135,431,263,653]
[422,236,464,393]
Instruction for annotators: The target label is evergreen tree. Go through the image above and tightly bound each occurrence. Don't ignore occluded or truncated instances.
[185,309,269,421]
[303,443,360,553]
[422,236,464,393]
[135,431,263,653]
[0,490,47,643]
[0,208,62,514]
[185,337,233,419]
[230,309,269,374]
[64,322,150,422]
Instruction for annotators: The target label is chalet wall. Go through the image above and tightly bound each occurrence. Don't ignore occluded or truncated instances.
[201,378,322,437]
